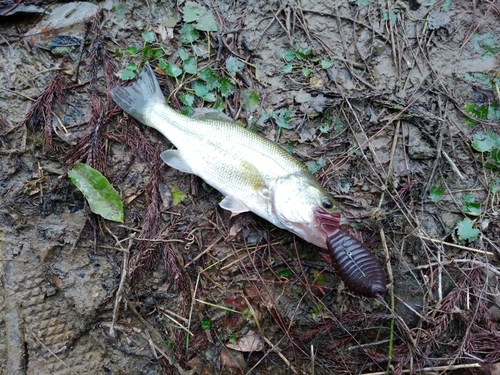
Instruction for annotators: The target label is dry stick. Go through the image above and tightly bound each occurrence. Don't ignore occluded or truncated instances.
[420,235,495,256]
[103,224,132,337]
[376,120,401,214]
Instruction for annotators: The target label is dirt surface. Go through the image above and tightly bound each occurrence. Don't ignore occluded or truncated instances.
[1,0,500,374]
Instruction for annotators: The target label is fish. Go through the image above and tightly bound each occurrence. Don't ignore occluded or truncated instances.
[110,64,342,249]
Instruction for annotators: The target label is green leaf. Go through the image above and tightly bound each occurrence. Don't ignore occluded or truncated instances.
[164,61,182,78]
[463,193,481,216]
[472,132,492,152]
[242,91,260,112]
[302,68,312,77]
[142,31,155,44]
[183,57,198,74]
[226,56,245,75]
[194,80,209,98]
[490,178,500,194]
[68,163,124,223]
[278,268,292,279]
[321,59,334,69]
[170,185,186,206]
[183,2,205,22]
[282,49,296,62]
[179,93,195,107]
[429,181,445,202]
[456,218,480,241]
[485,148,500,169]
[178,48,189,61]
[195,13,218,32]
[179,23,199,44]
[296,46,311,59]
[120,69,136,80]
[198,67,218,90]
[307,157,325,174]
[218,77,236,98]
[273,108,294,129]
[282,64,293,73]
[201,317,212,330]
[126,46,138,55]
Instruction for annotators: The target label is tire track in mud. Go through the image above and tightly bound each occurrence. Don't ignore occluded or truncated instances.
[0,213,105,375]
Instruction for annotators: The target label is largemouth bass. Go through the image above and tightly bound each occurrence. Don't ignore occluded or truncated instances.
[111,65,342,249]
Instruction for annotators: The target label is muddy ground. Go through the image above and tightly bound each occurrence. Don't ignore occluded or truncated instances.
[1,0,500,374]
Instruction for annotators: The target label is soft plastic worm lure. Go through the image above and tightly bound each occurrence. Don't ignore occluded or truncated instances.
[315,209,387,298]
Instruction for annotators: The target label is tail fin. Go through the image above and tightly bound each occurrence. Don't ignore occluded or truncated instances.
[110,64,165,125]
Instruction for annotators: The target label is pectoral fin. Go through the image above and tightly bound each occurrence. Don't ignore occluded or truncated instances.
[219,195,250,213]
[160,150,193,173]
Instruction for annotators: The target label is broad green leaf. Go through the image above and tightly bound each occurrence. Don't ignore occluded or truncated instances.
[183,57,197,74]
[170,185,186,206]
[179,23,199,44]
[472,132,494,152]
[429,183,445,202]
[120,69,136,80]
[178,48,189,61]
[282,64,293,73]
[183,2,205,22]
[195,13,218,32]
[194,80,209,98]
[198,67,218,90]
[490,178,500,193]
[68,163,124,223]
[180,93,195,107]
[485,148,500,169]
[164,61,182,78]
[302,68,312,77]
[142,31,155,44]
[296,46,311,59]
[126,46,138,55]
[226,56,245,75]
[463,193,481,216]
[242,91,260,112]
[282,49,296,62]
[218,77,236,97]
[321,59,334,69]
[273,108,294,129]
[456,218,480,241]
[307,157,325,174]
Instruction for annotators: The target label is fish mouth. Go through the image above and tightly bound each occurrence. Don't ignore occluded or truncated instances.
[314,208,343,236]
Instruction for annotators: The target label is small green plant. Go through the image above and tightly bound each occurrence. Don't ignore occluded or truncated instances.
[472,131,500,169]
[471,32,500,61]
[201,317,212,330]
[429,179,445,202]
[280,43,333,78]
[462,193,481,216]
[455,217,480,242]
[464,102,500,127]
[278,268,292,279]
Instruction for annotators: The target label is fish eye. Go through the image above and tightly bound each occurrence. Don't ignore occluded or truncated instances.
[321,197,333,209]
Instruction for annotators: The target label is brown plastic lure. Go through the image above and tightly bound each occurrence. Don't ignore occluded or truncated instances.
[315,209,387,298]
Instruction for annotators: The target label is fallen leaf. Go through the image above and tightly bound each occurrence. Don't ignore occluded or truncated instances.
[226,330,264,352]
